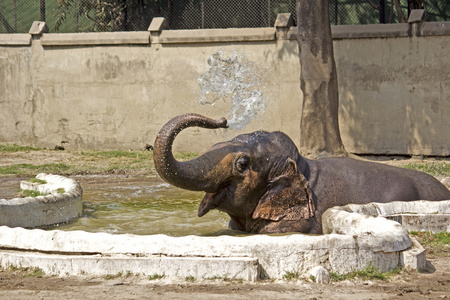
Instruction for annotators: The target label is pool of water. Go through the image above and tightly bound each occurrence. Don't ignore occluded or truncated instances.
[48,175,232,236]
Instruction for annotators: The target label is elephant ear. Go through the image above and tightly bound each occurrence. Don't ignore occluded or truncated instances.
[252,158,315,222]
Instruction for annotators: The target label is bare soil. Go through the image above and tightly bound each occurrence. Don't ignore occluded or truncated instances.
[0,256,448,299]
[0,150,449,299]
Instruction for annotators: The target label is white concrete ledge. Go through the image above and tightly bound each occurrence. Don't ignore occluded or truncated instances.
[41,32,150,46]
[0,173,83,227]
[0,200,447,280]
[0,34,31,45]
[325,200,450,234]
[155,28,276,44]
[0,251,259,281]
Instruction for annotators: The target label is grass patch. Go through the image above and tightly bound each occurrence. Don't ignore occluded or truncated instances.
[0,144,41,152]
[0,163,71,175]
[28,178,47,184]
[175,152,199,161]
[15,189,50,198]
[0,149,199,176]
[105,272,123,280]
[56,188,66,194]
[24,267,45,278]
[81,150,148,159]
[185,275,195,282]
[282,271,302,281]
[330,264,401,282]
[403,161,450,177]
[6,266,45,278]
[148,274,165,280]
[409,231,450,257]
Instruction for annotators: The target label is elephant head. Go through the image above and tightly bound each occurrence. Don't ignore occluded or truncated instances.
[153,113,316,233]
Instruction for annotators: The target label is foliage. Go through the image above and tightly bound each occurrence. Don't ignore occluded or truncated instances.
[0,144,41,152]
[28,178,47,184]
[1,0,449,34]
[409,231,450,257]
[105,272,123,279]
[0,163,71,176]
[81,150,151,159]
[185,275,195,282]
[57,188,66,194]
[15,189,50,198]
[148,274,165,280]
[403,161,450,177]
[6,265,45,278]
[282,270,302,281]
[24,267,45,278]
[330,264,401,281]
[54,0,157,32]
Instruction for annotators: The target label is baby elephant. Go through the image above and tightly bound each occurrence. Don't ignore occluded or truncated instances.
[153,113,450,234]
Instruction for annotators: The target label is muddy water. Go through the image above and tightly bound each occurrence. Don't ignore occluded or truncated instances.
[48,175,232,236]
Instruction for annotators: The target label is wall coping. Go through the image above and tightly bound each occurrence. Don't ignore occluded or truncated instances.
[40,31,150,46]
[0,33,31,45]
[155,27,276,44]
[422,21,450,36]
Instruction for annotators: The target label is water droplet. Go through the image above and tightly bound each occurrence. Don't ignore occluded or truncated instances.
[198,49,266,130]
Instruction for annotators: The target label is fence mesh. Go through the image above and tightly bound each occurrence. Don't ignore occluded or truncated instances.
[1,0,448,33]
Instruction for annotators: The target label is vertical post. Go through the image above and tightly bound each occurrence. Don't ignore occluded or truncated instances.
[168,0,173,27]
[201,0,205,29]
[334,0,338,25]
[268,0,271,27]
[40,0,45,22]
[379,0,385,24]
[75,0,79,32]
[14,0,17,32]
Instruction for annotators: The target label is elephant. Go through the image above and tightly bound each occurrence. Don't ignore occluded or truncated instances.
[153,113,450,234]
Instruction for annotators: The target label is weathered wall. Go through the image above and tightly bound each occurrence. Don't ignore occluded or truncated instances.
[334,31,450,155]
[0,19,449,155]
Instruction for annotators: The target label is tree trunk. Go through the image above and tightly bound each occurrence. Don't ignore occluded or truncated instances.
[296,0,346,158]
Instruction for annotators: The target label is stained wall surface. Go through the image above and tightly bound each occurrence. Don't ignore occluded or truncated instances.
[0,21,449,156]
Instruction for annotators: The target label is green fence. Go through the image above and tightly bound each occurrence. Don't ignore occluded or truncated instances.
[1,0,448,33]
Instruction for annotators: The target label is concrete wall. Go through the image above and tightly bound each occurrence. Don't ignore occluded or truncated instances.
[1,17,449,155]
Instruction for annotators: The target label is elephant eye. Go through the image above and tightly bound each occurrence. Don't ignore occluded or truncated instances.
[235,156,250,173]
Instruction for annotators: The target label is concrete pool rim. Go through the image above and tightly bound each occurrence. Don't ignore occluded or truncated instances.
[0,194,448,281]
[0,173,83,228]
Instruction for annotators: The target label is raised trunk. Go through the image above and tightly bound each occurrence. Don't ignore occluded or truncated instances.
[153,113,228,192]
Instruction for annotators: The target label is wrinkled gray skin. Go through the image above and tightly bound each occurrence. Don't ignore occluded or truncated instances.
[153,113,450,234]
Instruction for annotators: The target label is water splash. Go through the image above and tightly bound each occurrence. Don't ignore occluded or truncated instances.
[198,49,266,130]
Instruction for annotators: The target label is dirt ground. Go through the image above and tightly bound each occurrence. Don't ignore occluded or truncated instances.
[0,150,449,299]
[0,257,448,300]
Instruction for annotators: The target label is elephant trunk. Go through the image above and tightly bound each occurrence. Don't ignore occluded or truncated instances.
[153,113,229,192]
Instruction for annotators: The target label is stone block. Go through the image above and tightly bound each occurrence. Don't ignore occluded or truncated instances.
[274,13,294,28]
[148,17,169,32]
[29,21,49,35]
[400,237,427,271]
[308,266,330,284]
[408,9,426,23]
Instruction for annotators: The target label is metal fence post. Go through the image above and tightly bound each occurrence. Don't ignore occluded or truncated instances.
[201,0,205,29]
[40,0,45,22]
